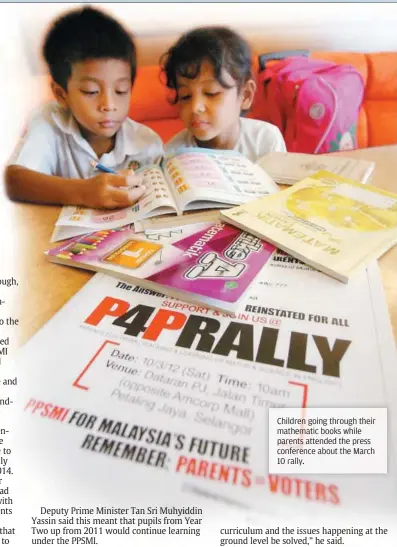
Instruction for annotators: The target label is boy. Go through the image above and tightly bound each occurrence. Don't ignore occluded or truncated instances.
[5,6,163,209]
[162,27,286,162]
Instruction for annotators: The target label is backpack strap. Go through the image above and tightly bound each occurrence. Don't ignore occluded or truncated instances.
[258,57,298,86]
[258,49,310,71]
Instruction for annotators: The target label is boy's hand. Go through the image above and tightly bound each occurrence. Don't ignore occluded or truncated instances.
[84,170,145,209]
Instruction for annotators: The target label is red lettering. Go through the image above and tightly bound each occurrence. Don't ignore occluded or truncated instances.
[186,458,197,475]
[24,399,70,422]
[24,399,37,412]
[32,401,45,414]
[48,406,69,421]
[304,479,313,500]
[281,476,292,495]
[268,475,340,505]
[175,455,251,486]
[175,455,188,472]
[85,297,130,326]
[268,474,279,492]
[198,460,209,477]
[218,465,230,483]
[241,468,252,488]
[328,484,340,505]
[315,481,326,502]
[41,403,53,417]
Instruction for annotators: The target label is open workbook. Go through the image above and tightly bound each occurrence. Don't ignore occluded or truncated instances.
[51,147,278,242]
[256,151,375,186]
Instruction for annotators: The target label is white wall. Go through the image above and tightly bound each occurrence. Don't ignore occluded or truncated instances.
[11,2,397,72]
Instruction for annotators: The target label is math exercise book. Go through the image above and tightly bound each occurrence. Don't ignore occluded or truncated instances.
[221,170,397,283]
[46,221,275,313]
[9,251,397,544]
[51,147,278,242]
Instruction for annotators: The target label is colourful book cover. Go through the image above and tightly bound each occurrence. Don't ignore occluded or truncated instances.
[221,170,397,283]
[46,222,275,312]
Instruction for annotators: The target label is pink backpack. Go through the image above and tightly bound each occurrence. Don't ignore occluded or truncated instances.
[258,56,364,154]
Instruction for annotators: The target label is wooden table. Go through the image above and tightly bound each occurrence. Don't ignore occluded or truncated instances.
[1,145,396,346]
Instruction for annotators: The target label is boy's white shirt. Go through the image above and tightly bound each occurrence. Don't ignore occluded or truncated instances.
[165,117,286,162]
[9,102,164,179]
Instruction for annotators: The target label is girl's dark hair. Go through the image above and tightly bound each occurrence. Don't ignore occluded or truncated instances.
[161,26,253,103]
[43,6,136,89]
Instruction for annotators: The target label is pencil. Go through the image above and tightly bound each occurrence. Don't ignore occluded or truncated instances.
[90,160,118,174]
[90,160,144,188]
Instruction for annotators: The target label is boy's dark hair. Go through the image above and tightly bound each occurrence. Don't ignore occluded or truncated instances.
[43,6,136,89]
[161,26,253,103]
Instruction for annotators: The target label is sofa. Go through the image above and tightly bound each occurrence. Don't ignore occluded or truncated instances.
[129,51,397,149]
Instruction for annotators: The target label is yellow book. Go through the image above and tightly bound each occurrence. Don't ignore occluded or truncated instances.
[220,170,397,282]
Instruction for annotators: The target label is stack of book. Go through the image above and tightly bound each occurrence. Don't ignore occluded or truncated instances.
[47,147,281,313]
[47,150,397,304]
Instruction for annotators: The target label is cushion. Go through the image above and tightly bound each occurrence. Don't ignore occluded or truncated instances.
[129,65,179,122]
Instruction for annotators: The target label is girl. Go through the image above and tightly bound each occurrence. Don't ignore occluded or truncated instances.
[162,26,286,162]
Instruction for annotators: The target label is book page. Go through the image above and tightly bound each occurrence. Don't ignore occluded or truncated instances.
[164,148,279,212]
[54,165,177,232]
[256,152,375,185]
[134,163,178,215]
